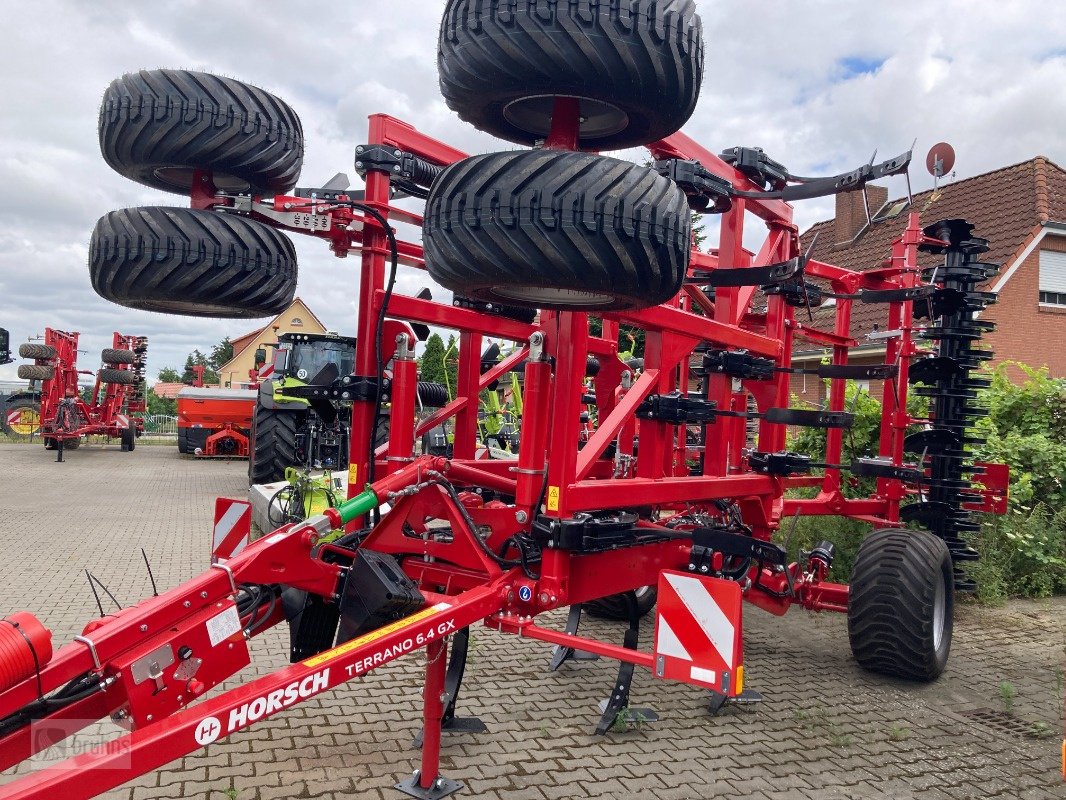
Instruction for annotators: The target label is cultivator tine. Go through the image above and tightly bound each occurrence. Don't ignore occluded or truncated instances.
[413,627,486,748]
[549,604,599,672]
[594,593,657,735]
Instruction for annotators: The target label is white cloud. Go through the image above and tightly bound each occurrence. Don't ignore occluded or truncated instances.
[2,0,1065,381]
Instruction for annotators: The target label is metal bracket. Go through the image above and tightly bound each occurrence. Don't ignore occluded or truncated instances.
[653,158,733,213]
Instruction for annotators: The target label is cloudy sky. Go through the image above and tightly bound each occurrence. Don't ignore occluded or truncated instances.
[2,0,1065,383]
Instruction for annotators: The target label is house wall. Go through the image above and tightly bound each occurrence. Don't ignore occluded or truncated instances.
[982,231,1066,380]
[218,300,327,388]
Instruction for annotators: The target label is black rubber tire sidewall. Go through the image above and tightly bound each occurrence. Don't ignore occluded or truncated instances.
[585,587,657,621]
[847,528,954,682]
[90,207,297,319]
[424,150,690,311]
[17,364,55,381]
[99,369,136,385]
[248,404,303,486]
[99,69,303,195]
[121,426,136,451]
[438,0,703,149]
[101,348,136,365]
[18,344,56,360]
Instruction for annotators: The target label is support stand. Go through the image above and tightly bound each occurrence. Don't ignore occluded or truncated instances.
[549,605,600,671]
[397,639,463,799]
[413,627,486,748]
[56,437,64,463]
[594,593,657,735]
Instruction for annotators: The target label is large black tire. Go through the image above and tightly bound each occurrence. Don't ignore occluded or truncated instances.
[0,401,40,438]
[248,405,302,485]
[177,427,190,454]
[424,150,690,311]
[847,529,954,682]
[99,369,136,385]
[438,0,703,150]
[101,348,135,364]
[121,426,136,452]
[17,364,54,381]
[64,437,81,450]
[90,207,297,318]
[585,586,657,621]
[99,69,303,195]
[18,344,55,360]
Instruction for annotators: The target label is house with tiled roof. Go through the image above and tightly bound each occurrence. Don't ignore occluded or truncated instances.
[793,155,1066,404]
[216,298,328,388]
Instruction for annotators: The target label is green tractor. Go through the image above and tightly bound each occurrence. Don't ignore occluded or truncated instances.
[248,331,448,485]
[248,332,358,486]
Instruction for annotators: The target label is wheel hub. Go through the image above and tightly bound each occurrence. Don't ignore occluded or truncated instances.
[502,95,628,141]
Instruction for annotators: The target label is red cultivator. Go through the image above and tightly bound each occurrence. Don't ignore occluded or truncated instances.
[14,328,146,459]
[2,2,1009,797]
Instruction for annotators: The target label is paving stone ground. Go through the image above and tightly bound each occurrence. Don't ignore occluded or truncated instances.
[0,443,1063,799]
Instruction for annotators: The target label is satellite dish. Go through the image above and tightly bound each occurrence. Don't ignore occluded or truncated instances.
[926,142,955,178]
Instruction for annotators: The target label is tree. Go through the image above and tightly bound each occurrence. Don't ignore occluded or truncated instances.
[146,388,176,416]
[181,349,219,385]
[209,337,234,371]
[418,333,448,387]
[158,367,181,382]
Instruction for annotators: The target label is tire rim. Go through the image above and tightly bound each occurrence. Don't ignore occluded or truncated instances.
[502,94,629,140]
[932,572,946,652]
[7,407,39,436]
[491,286,617,307]
[633,586,652,602]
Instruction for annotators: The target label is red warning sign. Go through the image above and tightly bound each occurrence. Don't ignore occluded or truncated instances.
[653,570,743,696]
[212,497,252,564]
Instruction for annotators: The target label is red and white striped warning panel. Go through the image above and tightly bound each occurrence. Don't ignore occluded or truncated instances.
[653,570,743,696]
[212,497,252,564]
[114,414,130,429]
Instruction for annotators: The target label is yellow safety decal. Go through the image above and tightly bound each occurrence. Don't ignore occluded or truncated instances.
[546,485,560,511]
[347,464,358,485]
[302,602,449,668]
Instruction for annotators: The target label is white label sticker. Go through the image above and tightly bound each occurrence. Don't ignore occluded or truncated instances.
[206,606,241,647]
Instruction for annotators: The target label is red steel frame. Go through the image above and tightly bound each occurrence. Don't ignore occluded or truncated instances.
[0,115,1008,796]
[34,328,145,444]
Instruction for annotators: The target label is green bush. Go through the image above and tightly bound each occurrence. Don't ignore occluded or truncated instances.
[784,364,1066,600]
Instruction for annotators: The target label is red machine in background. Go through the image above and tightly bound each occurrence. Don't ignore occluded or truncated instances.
[176,386,254,457]
[16,328,146,458]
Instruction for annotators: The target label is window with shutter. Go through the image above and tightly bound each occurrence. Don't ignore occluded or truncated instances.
[1039,249,1066,306]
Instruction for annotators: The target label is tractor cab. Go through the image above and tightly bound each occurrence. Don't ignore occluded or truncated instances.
[274,332,356,387]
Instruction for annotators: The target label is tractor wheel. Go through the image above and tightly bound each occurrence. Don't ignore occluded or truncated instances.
[121,426,136,452]
[65,437,81,450]
[847,529,954,682]
[18,344,55,360]
[177,428,189,454]
[17,364,54,381]
[248,405,301,486]
[424,150,690,311]
[0,402,40,438]
[99,69,303,195]
[101,348,135,365]
[438,0,703,150]
[585,586,658,621]
[99,369,136,385]
[43,437,57,450]
[416,381,449,408]
[90,207,297,318]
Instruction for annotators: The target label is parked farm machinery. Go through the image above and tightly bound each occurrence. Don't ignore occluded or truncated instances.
[13,328,146,458]
[0,2,1010,796]
[176,386,255,457]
